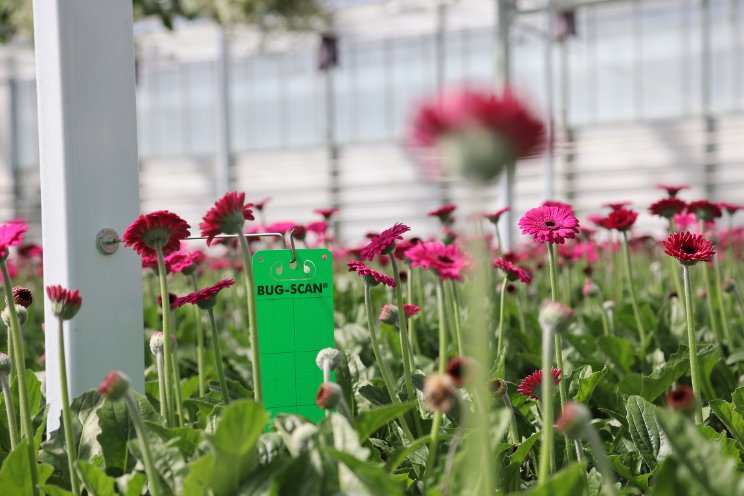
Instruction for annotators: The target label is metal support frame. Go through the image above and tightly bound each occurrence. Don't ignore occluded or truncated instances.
[496,0,515,251]
[33,0,144,430]
[215,25,232,196]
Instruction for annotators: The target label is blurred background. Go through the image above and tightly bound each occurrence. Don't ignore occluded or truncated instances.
[0,0,743,243]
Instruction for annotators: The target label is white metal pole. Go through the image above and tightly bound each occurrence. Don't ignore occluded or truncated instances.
[215,26,232,196]
[544,0,556,201]
[33,0,144,430]
[496,0,514,251]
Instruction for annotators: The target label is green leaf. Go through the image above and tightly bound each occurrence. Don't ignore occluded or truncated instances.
[75,460,116,496]
[598,336,635,375]
[96,398,135,475]
[572,366,608,404]
[731,387,744,418]
[510,432,540,465]
[0,441,53,496]
[521,462,587,495]
[384,434,433,472]
[608,455,651,490]
[115,472,147,496]
[625,395,666,469]
[207,399,267,496]
[182,452,215,496]
[324,448,403,495]
[656,408,744,496]
[38,484,74,496]
[709,400,744,450]
[358,384,391,406]
[650,457,693,496]
[353,402,415,442]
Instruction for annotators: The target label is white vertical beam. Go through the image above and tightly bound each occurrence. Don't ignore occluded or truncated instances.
[543,0,556,201]
[0,56,17,220]
[33,0,144,430]
[495,0,514,251]
[215,26,232,196]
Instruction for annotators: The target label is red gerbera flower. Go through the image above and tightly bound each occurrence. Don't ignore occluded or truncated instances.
[46,285,83,320]
[123,211,190,258]
[720,202,743,215]
[665,385,696,412]
[686,200,722,222]
[0,222,28,258]
[518,206,580,244]
[657,184,688,197]
[662,231,716,266]
[403,303,420,317]
[13,286,33,308]
[199,192,254,245]
[492,257,531,284]
[17,243,42,259]
[165,249,204,275]
[483,207,510,225]
[517,368,562,399]
[348,260,396,287]
[306,221,328,235]
[315,207,340,220]
[254,197,271,211]
[405,241,468,281]
[360,223,411,261]
[598,208,638,232]
[649,197,687,219]
[603,201,631,211]
[428,204,457,224]
[173,279,235,309]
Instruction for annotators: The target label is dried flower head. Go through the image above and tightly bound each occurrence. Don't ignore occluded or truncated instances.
[149,331,165,356]
[315,348,342,371]
[424,373,457,413]
[0,352,10,375]
[489,378,507,399]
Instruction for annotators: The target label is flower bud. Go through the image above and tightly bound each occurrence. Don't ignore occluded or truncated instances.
[149,331,165,356]
[556,402,592,438]
[2,304,27,327]
[315,382,342,410]
[315,348,342,371]
[0,352,11,375]
[723,278,736,294]
[378,304,399,326]
[489,378,507,399]
[538,301,574,334]
[47,285,82,321]
[97,370,130,400]
[665,385,696,413]
[403,304,420,318]
[12,286,32,308]
[424,373,456,413]
[602,300,616,313]
[582,279,600,298]
[446,356,472,388]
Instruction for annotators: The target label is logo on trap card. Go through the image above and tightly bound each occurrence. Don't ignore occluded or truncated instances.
[257,282,328,296]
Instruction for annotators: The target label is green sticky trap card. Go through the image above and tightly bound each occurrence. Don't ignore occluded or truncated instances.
[253,248,334,423]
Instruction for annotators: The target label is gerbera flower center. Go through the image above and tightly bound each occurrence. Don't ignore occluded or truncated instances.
[438,255,454,264]
[544,220,556,228]
[681,244,697,255]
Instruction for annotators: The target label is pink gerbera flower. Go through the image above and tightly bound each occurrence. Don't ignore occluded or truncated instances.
[348,260,396,287]
[518,206,580,244]
[165,249,204,275]
[199,192,254,245]
[492,257,531,284]
[405,241,468,281]
[266,221,296,234]
[403,303,421,317]
[541,200,575,215]
[46,285,83,320]
[483,207,510,225]
[428,204,457,224]
[306,221,328,235]
[0,222,28,259]
[173,279,235,310]
[360,223,411,261]
[122,211,190,258]
[657,184,688,197]
[315,207,340,220]
[517,368,562,399]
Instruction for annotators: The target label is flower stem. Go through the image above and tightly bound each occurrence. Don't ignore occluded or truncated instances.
[207,309,230,405]
[389,256,418,423]
[598,299,611,336]
[169,347,185,427]
[237,232,262,403]
[621,232,647,344]
[682,265,704,423]
[538,325,555,484]
[496,277,508,378]
[424,410,442,492]
[123,393,162,496]
[155,351,167,419]
[448,280,464,356]
[712,257,734,350]
[548,244,559,302]
[584,426,617,496]
[436,279,448,373]
[363,285,414,439]
[0,372,18,449]
[503,392,520,444]
[58,319,80,495]
[154,246,175,426]
[406,268,422,357]
[0,258,38,496]
[190,273,206,397]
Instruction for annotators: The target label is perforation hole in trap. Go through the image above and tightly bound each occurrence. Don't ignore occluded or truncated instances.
[270,260,316,281]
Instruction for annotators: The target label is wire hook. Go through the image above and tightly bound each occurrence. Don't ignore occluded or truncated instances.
[288,228,298,264]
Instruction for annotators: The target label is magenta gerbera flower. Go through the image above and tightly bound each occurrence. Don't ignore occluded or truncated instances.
[518,206,580,244]
[122,211,191,258]
[46,285,83,320]
[662,231,716,266]
[348,260,396,287]
[165,249,204,275]
[517,368,562,399]
[266,221,296,234]
[483,207,510,225]
[404,241,468,281]
[428,204,457,224]
[492,257,531,284]
[403,303,421,317]
[173,279,235,310]
[314,207,340,220]
[657,184,688,197]
[199,192,254,245]
[0,222,28,259]
[360,223,411,261]
[541,200,575,215]
[598,208,638,232]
